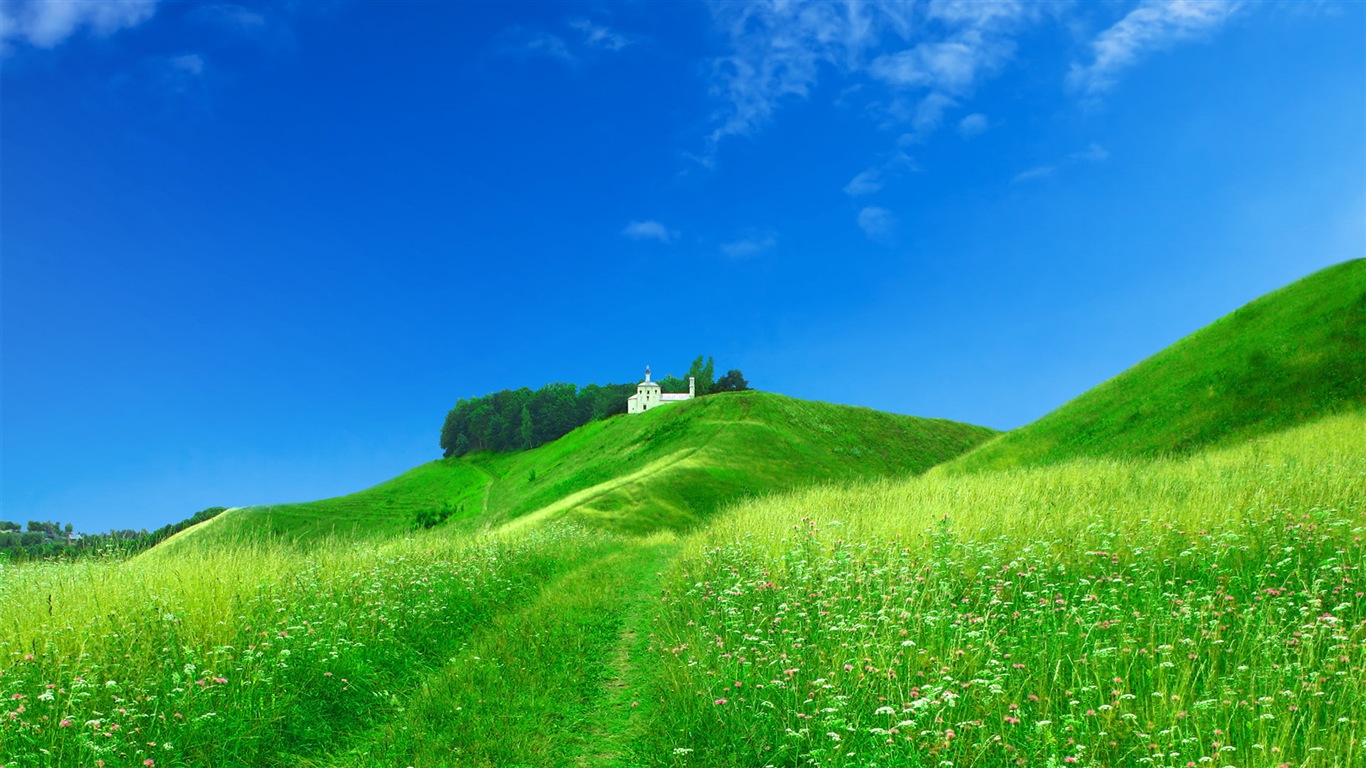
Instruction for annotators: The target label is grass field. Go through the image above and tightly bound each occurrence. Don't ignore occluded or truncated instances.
[178,391,996,546]
[953,258,1366,473]
[632,410,1365,767]
[3,265,1362,766]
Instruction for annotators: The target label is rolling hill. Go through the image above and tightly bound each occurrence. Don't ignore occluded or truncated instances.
[166,391,996,548]
[952,258,1366,473]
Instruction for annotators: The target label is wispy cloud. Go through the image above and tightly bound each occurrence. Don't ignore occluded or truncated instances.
[1012,142,1110,183]
[1,0,158,52]
[1069,0,1241,96]
[844,169,883,196]
[857,206,895,241]
[1011,165,1055,184]
[497,17,639,67]
[1070,143,1110,162]
[192,3,265,31]
[497,26,576,64]
[157,52,206,94]
[705,0,1044,157]
[569,18,635,51]
[843,150,917,196]
[622,220,678,244]
[957,112,988,138]
[720,233,777,258]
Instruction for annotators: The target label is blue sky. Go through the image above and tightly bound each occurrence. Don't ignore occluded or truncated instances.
[3,0,1362,533]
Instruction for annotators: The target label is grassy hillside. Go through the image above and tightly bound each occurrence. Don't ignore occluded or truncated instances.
[632,408,1366,767]
[954,259,1366,472]
[172,391,996,546]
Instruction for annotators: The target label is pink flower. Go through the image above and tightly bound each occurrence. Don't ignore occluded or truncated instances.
[59,719,73,727]
[1064,758,1078,764]
[144,761,155,767]
[212,677,228,684]
[714,698,727,705]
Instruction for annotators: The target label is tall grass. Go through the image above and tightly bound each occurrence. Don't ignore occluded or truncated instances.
[0,524,616,767]
[634,411,1366,767]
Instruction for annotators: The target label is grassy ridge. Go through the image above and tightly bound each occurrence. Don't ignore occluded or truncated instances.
[631,409,1366,766]
[0,525,616,767]
[954,259,1366,473]
[476,392,998,534]
[178,392,996,544]
[160,460,492,551]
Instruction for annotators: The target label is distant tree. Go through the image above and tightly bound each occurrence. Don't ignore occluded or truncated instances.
[714,369,750,392]
[454,434,470,456]
[519,404,535,449]
[658,374,688,393]
[687,355,716,395]
[0,521,20,532]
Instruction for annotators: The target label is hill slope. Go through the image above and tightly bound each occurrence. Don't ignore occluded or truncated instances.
[168,391,996,547]
[952,259,1366,473]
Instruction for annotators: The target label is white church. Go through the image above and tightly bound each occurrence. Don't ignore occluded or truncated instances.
[627,366,695,414]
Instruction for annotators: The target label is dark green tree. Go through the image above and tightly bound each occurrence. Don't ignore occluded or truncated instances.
[687,355,716,395]
[714,369,750,392]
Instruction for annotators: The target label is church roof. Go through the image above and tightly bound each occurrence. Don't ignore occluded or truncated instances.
[639,380,660,388]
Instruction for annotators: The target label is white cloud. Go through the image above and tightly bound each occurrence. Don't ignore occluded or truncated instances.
[1,0,157,52]
[843,169,883,196]
[720,234,776,258]
[957,112,988,137]
[168,52,204,76]
[857,206,895,240]
[1011,165,1055,184]
[1069,0,1241,96]
[843,150,917,196]
[1071,142,1110,162]
[705,0,1043,155]
[622,220,678,244]
[194,3,264,30]
[569,18,634,51]
[497,26,576,64]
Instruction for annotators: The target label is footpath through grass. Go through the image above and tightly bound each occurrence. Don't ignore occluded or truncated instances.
[178,392,996,548]
[0,525,616,767]
[327,535,679,768]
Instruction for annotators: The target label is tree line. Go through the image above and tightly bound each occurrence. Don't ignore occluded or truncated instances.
[0,507,227,561]
[440,356,748,457]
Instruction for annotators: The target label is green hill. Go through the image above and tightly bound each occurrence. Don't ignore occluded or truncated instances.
[168,391,996,547]
[952,259,1366,473]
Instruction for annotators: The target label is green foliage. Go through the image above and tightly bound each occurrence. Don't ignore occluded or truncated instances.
[688,354,717,395]
[412,502,462,530]
[0,508,227,561]
[714,368,749,392]
[440,380,637,457]
[954,258,1366,472]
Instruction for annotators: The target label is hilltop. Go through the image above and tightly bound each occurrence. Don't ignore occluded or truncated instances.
[952,259,1366,473]
[166,391,996,548]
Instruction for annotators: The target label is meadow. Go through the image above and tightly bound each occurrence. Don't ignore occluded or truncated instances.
[0,525,620,767]
[632,411,1365,767]
[3,262,1362,766]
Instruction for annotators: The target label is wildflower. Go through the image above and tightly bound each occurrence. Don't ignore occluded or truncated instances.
[714,698,727,705]
[59,719,73,727]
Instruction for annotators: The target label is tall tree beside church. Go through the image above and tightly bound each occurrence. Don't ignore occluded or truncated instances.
[687,355,716,395]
